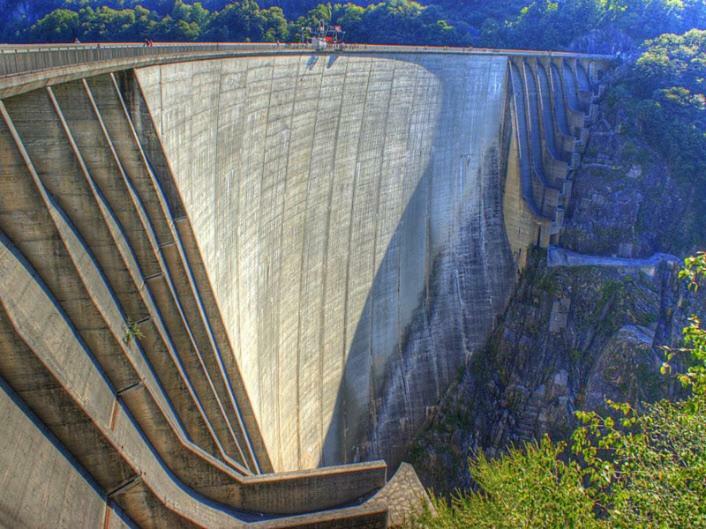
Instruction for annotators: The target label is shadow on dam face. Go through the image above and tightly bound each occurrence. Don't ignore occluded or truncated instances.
[324,144,516,468]
[134,52,517,472]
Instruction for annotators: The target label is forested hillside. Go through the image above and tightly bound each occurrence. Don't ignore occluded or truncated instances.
[1,0,703,52]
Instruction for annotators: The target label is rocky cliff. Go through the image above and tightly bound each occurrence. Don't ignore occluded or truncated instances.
[410,79,706,493]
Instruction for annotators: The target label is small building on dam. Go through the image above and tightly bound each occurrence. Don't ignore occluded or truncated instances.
[0,43,610,528]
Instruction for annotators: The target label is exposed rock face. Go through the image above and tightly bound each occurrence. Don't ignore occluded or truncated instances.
[584,324,661,410]
[410,90,706,493]
[562,92,699,257]
[411,254,702,493]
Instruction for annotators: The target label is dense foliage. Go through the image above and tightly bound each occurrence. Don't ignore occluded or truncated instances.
[605,28,706,249]
[415,254,706,529]
[0,0,703,48]
[416,438,604,529]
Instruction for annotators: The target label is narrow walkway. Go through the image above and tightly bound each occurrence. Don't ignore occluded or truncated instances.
[548,246,679,274]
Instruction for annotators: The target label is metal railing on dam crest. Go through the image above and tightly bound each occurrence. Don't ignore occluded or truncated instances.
[0,41,612,95]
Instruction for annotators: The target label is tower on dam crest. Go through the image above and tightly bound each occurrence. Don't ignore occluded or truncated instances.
[0,44,609,528]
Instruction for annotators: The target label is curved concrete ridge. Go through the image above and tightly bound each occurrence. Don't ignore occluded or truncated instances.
[71,78,256,473]
[520,59,564,195]
[531,60,570,172]
[45,81,253,474]
[549,62,575,138]
[508,60,551,220]
[574,61,593,109]
[94,73,265,472]
[550,61,586,138]
[0,88,254,474]
[0,233,390,528]
[84,72,269,473]
[508,55,602,247]
[0,233,241,527]
[35,83,278,486]
[539,61,574,156]
[0,376,135,529]
[562,60,585,114]
[534,61,563,161]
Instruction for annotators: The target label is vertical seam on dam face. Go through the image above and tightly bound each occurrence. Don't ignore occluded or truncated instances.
[318,56,348,467]
[371,59,397,436]
[296,56,325,470]
[341,58,373,464]
[0,46,607,527]
[257,58,276,467]
[275,55,302,467]
[391,64,416,424]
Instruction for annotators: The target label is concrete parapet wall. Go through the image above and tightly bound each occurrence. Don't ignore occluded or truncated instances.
[0,42,613,79]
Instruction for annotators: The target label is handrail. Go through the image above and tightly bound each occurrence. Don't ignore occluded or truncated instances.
[0,42,614,79]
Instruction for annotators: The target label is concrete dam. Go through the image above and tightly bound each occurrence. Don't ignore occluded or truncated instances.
[0,44,609,528]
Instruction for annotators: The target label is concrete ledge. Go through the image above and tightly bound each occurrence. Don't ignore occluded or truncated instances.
[548,246,679,275]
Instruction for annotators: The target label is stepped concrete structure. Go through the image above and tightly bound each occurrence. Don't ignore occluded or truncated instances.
[0,43,610,528]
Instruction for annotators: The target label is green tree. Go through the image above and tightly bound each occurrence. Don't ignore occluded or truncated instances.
[418,437,606,529]
[331,3,365,41]
[259,6,288,41]
[205,0,266,41]
[153,1,209,40]
[290,3,332,43]
[29,8,79,41]
[606,29,706,246]
[677,252,706,401]
[79,7,138,41]
[501,0,603,50]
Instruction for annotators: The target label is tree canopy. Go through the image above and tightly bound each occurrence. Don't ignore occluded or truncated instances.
[602,29,706,247]
[1,0,703,49]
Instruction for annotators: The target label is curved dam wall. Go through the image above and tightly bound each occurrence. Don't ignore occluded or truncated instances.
[134,53,517,471]
[0,45,606,527]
